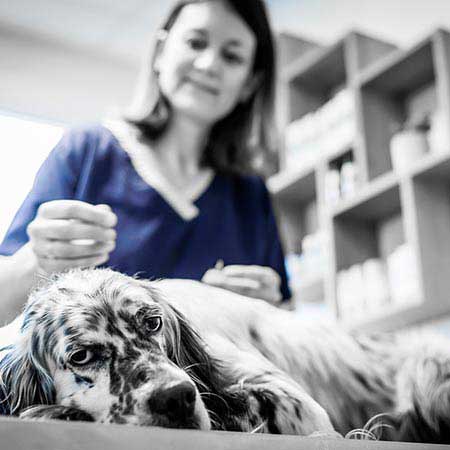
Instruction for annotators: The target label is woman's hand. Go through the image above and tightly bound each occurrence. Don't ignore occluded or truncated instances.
[27,200,117,275]
[202,264,282,304]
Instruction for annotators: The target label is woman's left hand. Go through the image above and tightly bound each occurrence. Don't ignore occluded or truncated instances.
[202,264,282,304]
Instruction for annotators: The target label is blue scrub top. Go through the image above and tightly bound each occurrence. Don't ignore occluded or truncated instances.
[0,124,291,300]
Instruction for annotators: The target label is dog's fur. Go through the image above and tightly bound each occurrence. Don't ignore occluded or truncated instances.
[1,268,450,443]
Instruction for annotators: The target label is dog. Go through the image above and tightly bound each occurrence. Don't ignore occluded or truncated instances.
[0,268,449,444]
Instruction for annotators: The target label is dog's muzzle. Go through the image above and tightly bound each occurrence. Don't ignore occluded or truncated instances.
[147,381,200,427]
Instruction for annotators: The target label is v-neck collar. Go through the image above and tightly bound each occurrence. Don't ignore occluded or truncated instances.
[103,119,215,221]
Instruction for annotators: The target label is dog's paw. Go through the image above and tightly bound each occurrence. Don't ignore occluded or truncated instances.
[307,431,344,439]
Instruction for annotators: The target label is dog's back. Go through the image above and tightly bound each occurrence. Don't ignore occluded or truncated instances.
[153,279,397,433]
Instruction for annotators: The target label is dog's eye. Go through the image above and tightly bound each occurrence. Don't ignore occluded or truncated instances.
[143,316,162,334]
[69,349,94,366]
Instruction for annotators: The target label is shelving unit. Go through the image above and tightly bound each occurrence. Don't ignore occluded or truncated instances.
[270,28,450,331]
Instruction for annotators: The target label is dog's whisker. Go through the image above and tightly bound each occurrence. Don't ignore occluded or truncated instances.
[362,412,390,432]
[199,391,230,411]
[205,408,222,429]
[182,362,206,371]
[345,428,377,440]
[250,420,267,433]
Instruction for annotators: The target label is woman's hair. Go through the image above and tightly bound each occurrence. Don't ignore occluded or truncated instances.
[125,0,277,176]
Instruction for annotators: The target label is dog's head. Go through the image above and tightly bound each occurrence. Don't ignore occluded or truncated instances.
[0,269,225,429]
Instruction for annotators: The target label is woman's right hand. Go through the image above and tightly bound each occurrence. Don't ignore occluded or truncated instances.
[27,200,117,275]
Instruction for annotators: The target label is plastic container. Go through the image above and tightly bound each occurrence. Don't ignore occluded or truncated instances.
[340,161,358,199]
[428,110,450,154]
[362,258,390,313]
[390,129,428,174]
[324,169,340,206]
[386,243,422,307]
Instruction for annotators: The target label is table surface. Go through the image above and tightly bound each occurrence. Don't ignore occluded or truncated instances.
[0,417,448,450]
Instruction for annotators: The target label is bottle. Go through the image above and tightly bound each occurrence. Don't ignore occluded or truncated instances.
[324,169,340,206]
[390,128,428,174]
[340,161,358,199]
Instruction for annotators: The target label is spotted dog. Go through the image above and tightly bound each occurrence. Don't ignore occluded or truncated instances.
[0,268,449,444]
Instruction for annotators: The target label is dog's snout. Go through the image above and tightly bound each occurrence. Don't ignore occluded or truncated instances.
[149,382,197,420]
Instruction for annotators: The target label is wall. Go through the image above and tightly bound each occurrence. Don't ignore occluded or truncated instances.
[0,26,137,123]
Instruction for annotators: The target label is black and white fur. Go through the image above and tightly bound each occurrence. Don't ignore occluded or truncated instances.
[0,268,449,443]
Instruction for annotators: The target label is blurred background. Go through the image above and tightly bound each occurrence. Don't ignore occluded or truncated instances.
[2,0,450,333]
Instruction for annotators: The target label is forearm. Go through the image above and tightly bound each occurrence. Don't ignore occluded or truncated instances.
[0,243,40,325]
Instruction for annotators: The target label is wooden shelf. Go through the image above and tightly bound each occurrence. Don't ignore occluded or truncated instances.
[359,37,434,97]
[267,165,316,204]
[411,151,450,181]
[283,40,346,92]
[275,27,450,332]
[332,172,399,221]
[326,144,354,165]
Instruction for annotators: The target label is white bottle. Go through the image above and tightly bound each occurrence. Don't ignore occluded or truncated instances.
[428,110,450,154]
[362,258,390,313]
[390,129,428,174]
[386,243,422,307]
[340,161,358,199]
[324,169,340,206]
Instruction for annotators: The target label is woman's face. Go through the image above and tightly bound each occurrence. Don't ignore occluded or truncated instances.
[154,0,257,127]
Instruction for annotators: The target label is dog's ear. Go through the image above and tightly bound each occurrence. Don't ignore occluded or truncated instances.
[134,280,212,380]
[163,302,250,427]
[137,280,249,428]
[0,326,55,415]
[20,405,94,422]
[162,302,217,390]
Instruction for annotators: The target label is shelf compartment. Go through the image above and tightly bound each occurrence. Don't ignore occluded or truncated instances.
[270,169,319,254]
[333,194,404,272]
[276,32,321,70]
[410,151,450,181]
[408,174,450,314]
[331,172,399,220]
[282,32,396,123]
[359,37,438,181]
[283,31,397,99]
[284,40,346,94]
[330,178,424,324]
[359,37,434,96]
[267,166,316,204]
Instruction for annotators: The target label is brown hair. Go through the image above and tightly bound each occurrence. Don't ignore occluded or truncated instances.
[125,0,277,176]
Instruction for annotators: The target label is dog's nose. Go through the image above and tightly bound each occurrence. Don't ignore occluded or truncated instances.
[149,381,197,420]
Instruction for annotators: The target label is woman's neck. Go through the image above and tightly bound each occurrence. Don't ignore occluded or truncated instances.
[154,113,211,177]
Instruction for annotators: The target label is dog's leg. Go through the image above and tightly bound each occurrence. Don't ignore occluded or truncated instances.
[19,405,95,422]
[226,372,336,435]
[208,335,335,436]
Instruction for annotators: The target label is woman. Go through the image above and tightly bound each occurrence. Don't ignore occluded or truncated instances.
[0,0,291,324]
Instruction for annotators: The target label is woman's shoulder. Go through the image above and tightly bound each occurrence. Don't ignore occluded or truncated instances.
[55,122,128,160]
[60,122,118,147]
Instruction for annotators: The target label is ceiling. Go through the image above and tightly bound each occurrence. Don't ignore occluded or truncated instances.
[3,0,449,69]
[0,0,171,64]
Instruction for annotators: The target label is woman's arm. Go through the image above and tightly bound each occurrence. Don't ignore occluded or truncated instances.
[0,127,116,324]
[0,200,117,325]
[0,244,40,324]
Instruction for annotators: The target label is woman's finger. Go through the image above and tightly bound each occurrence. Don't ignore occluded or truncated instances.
[28,219,117,242]
[202,268,282,303]
[221,265,280,286]
[32,239,115,260]
[37,200,117,228]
